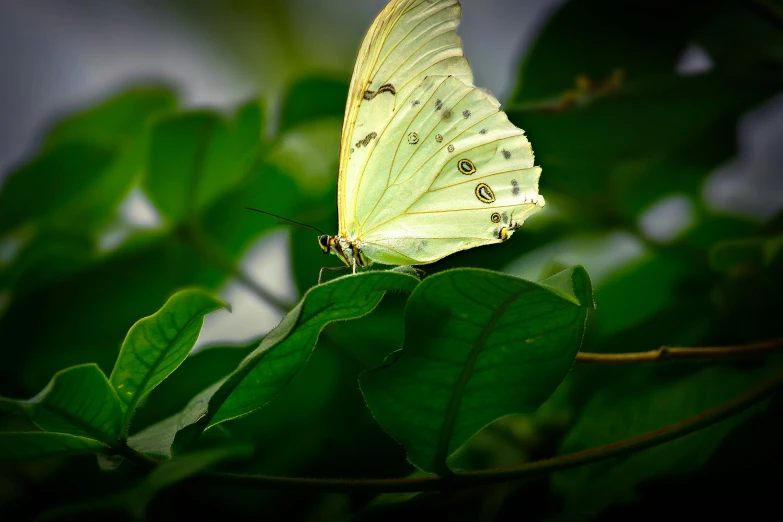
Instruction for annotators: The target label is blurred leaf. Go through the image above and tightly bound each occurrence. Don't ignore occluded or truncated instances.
[43,86,177,149]
[0,432,108,464]
[128,445,252,513]
[0,232,226,396]
[710,235,783,270]
[552,360,783,521]
[278,76,348,132]
[0,143,121,236]
[0,229,94,296]
[0,364,121,445]
[591,252,692,338]
[512,0,711,102]
[109,288,226,436]
[360,266,593,474]
[172,270,420,451]
[144,103,263,224]
[196,159,301,262]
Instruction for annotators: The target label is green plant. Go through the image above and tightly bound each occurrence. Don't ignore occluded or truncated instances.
[1,0,782,520]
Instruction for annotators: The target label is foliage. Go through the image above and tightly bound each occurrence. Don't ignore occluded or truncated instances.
[0,0,782,521]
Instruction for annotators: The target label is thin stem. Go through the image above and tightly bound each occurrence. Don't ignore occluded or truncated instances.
[576,338,783,365]
[191,371,783,493]
[181,223,293,313]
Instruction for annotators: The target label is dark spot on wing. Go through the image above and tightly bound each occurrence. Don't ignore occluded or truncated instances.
[355,132,377,148]
[511,179,520,196]
[363,83,396,100]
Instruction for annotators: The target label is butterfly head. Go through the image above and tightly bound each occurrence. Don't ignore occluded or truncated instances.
[318,234,332,254]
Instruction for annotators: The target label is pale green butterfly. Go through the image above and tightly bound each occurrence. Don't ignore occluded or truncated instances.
[318,0,544,280]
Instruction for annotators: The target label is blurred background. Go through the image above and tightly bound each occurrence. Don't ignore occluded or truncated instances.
[1,0,782,520]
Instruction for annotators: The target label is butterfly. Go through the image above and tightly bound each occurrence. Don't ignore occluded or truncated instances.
[318,0,544,281]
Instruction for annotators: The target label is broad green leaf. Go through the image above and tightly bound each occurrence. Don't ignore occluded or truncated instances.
[170,270,419,451]
[0,143,120,236]
[552,360,783,521]
[129,382,223,460]
[130,342,256,434]
[143,103,263,224]
[0,364,122,446]
[109,288,227,436]
[209,270,420,426]
[360,266,593,474]
[0,432,108,464]
[43,86,177,149]
[278,76,348,132]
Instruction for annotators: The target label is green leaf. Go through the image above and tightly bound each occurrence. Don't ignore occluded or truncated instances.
[0,364,122,446]
[360,266,593,474]
[129,382,223,460]
[143,103,263,224]
[210,271,420,425]
[0,229,94,296]
[278,76,348,132]
[0,432,108,464]
[0,143,120,236]
[43,86,177,149]
[130,342,256,434]
[109,288,227,437]
[552,360,783,521]
[170,270,420,451]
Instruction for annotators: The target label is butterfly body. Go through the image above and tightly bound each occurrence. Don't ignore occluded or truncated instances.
[322,0,544,274]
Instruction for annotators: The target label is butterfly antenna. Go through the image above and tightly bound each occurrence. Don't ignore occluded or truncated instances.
[244,207,327,236]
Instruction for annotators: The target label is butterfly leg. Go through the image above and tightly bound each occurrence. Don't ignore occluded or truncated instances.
[352,258,357,275]
[319,266,350,285]
[412,267,427,278]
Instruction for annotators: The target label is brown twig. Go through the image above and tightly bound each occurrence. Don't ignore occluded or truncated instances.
[576,338,783,365]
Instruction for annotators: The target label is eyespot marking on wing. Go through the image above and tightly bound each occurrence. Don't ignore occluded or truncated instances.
[479,128,488,135]
[511,179,520,196]
[491,212,501,223]
[355,132,377,148]
[462,109,471,119]
[458,158,476,175]
[502,149,511,160]
[435,134,443,143]
[475,183,495,203]
[447,144,455,153]
[408,132,419,145]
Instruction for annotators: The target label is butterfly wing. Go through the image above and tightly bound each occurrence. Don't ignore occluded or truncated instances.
[338,0,472,235]
[340,0,544,266]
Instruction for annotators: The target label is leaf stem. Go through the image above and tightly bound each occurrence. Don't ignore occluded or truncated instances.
[181,223,293,313]
[188,371,783,493]
[575,338,783,365]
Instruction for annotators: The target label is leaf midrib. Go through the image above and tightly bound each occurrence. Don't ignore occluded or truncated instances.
[432,286,525,474]
[120,314,205,438]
